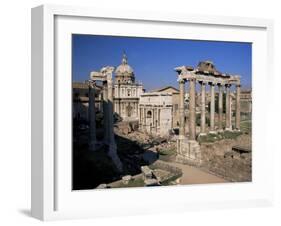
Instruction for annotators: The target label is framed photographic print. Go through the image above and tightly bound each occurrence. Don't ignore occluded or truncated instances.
[31,4,274,221]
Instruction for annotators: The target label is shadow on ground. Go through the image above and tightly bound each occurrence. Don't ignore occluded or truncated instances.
[72,130,158,190]
[18,209,31,218]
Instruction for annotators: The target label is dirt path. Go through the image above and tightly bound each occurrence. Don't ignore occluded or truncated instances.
[168,162,227,184]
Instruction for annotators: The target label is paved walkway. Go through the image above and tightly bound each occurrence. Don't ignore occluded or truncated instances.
[168,162,227,185]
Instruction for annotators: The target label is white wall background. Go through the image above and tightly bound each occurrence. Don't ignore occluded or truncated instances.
[0,0,280,225]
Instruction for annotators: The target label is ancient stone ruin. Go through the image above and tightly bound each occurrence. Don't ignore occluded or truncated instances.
[88,66,123,172]
[174,61,241,165]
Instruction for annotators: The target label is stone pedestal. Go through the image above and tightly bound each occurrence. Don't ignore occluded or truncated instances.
[176,138,201,166]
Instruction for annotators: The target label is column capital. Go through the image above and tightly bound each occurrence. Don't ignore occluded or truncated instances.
[198,80,207,85]
[87,80,96,89]
[236,84,241,88]
[189,78,196,82]
[225,83,231,88]
[208,81,217,86]
[178,78,185,84]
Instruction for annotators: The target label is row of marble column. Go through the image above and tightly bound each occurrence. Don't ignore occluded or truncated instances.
[88,80,123,172]
[179,79,241,141]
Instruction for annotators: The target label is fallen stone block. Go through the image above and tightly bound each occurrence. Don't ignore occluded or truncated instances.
[122,175,132,185]
[144,178,160,186]
[96,183,107,189]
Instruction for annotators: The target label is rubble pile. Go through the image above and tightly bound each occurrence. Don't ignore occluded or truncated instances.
[200,134,251,182]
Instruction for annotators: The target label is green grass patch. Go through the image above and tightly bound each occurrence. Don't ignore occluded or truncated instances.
[198,130,243,144]
[159,147,176,156]
[160,173,183,186]
[113,177,145,188]
[240,120,252,133]
[198,133,219,144]
[158,147,177,161]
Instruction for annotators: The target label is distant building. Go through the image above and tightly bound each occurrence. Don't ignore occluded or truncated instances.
[240,90,252,114]
[232,89,252,119]
[113,53,144,121]
[151,86,180,128]
[139,92,173,136]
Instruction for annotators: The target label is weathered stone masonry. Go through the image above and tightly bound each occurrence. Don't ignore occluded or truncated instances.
[89,66,123,172]
[174,61,241,165]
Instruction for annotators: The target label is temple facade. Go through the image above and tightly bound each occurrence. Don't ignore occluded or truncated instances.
[175,61,242,165]
[113,53,144,121]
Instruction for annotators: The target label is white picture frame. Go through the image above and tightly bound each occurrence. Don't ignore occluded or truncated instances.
[31,4,274,221]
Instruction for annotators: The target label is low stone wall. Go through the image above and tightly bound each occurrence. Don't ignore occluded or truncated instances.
[105,160,182,188]
[200,134,251,182]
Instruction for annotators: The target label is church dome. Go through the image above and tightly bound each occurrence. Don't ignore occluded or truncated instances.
[115,53,134,74]
[115,53,135,84]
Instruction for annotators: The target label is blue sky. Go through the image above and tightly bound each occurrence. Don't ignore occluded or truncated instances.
[72,34,252,91]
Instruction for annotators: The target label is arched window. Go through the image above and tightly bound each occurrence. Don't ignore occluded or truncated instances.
[147,110,152,118]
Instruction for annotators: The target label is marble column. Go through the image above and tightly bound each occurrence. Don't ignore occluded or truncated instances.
[143,107,146,132]
[102,82,109,144]
[152,108,155,128]
[107,79,115,146]
[200,81,206,135]
[88,81,97,151]
[139,106,142,130]
[189,78,196,140]
[142,107,144,130]
[235,84,241,130]
[107,78,123,172]
[118,100,121,115]
[210,82,215,133]
[218,84,223,131]
[154,108,157,132]
[155,108,158,133]
[158,108,160,126]
[136,103,138,118]
[225,84,232,130]
[179,79,185,138]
